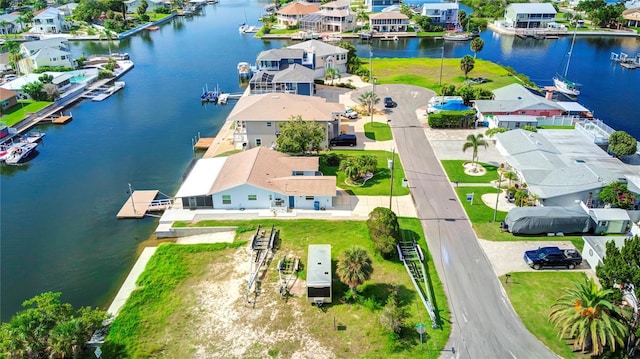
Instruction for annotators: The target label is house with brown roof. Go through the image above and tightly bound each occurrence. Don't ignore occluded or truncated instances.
[369,12,409,32]
[0,88,18,113]
[174,147,336,210]
[277,1,320,27]
[229,93,345,150]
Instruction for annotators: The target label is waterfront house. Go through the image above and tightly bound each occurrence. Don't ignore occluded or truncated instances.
[174,147,336,211]
[317,0,356,33]
[249,63,315,96]
[503,3,557,29]
[56,3,78,16]
[368,12,409,33]
[124,0,168,13]
[421,2,459,30]
[31,7,70,34]
[623,8,640,27]
[474,84,564,127]
[255,48,308,72]
[277,2,320,27]
[495,129,640,207]
[287,40,348,77]
[229,92,344,150]
[0,14,27,36]
[18,46,74,74]
[0,88,18,113]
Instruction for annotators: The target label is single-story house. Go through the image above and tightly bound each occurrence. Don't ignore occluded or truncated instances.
[249,63,315,96]
[174,147,336,211]
[0,88,18,113]
[483,115,538,129]
[589,208,630,234]
[473,84,564,123]
[277,2,320,26]
[229,92,345,150]
[503,3,557,29]
[369,12,409,32]
[582,236,626,269]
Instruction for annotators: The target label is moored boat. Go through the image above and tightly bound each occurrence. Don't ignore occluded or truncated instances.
[4,142,38,165]
[553,32,580,96]
[237,62,252,78]
[20,131,46,143]
[200,84,221,103]
[443,32,471,41]
[146,25,160,31]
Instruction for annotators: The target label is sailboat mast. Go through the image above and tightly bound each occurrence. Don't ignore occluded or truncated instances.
[564,32,576,77]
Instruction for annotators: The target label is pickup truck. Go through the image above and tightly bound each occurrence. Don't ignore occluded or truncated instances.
[523,246,582,270]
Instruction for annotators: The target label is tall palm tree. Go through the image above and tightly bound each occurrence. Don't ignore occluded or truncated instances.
[549,278,628,355]
[462,133,488,171]
[470,37,484,59]
[459,55,475,79]
[1,40,23,74]
[324,67,341,85]
[336,246,373,292]
[358,90,379,116]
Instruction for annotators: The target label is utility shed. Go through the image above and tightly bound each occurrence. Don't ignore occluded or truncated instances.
[306,244,332,304]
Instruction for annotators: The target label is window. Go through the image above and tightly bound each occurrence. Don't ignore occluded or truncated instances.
[222,195,231,204]
[599,221,608,227]
[255,138,262,146]
[305,196,314,200]
[269,195,273,200]
[266,122,272,127]
[248,194,257,201]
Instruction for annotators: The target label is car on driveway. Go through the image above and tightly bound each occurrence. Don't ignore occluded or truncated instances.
[523,246,582,270]
[384,97,397,108]
[329,134,357,147]
[342,108,358,119]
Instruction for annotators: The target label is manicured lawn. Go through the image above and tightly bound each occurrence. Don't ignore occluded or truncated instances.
[440,160,499,183]
[320,150,410,196]
[1,101,51,126]
[372,58,520,93]
[364,122,393,141]
[106,218,450,358]
[501,272,588,359]
[453,186,585,250]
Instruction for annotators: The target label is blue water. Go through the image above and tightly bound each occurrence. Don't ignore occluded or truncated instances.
[0,0,639,321]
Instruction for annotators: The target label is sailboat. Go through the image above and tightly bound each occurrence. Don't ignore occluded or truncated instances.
[239,10,258,34]
[553,32,581,96]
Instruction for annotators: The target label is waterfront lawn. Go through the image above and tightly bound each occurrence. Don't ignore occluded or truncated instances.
[441,160,498,183]
[104,218,450,358]
[320,150,410,196]
[1,101,51,126]
[372,58,519,92]
[363,122,393,141]
[453,186,584,250]
[501,271,588,359]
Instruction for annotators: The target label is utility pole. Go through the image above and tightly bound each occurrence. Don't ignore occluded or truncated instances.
[389,147,395,210]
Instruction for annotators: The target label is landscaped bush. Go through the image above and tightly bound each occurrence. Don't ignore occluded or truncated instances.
[428,110,476,128]
[313,78,325,85]
[33,66,74,73]
[323,152,342,167]
[366,207,399,258]
[154,7,171,13]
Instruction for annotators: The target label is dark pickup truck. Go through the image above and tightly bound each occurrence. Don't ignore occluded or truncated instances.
[523,246,582,270]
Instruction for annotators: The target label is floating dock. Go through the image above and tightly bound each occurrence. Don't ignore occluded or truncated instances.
[194,137,214,150]
[117,190,169,218]
[50,115,72,124]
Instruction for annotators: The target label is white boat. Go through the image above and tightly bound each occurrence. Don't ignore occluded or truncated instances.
[443,32,471,41]
[20,130,46,143]
[92,81,125,102]
[237,62,252,78]
[553,32,580,96]
[218,93,229,105]
[4,142,38,165]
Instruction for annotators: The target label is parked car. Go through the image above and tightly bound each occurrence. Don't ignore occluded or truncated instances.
[384,97,397,108]
[523,246,582,270]
[329,134,357,147]
[342,108,358,119]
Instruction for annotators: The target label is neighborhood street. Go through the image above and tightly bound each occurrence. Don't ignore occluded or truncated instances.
[355,84,559,358]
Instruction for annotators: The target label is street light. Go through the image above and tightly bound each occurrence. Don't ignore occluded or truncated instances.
[493,171,503,222]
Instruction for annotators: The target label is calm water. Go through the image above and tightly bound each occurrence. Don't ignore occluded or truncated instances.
[1,0,639,321]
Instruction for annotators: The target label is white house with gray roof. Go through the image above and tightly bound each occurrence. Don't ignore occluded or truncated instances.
[249,63,315,96]
[32,7,70,34]
[368,12,409,32]
[421,2,459,29]
[229,93,344,150]
[503,3,557,29]
[495,129,634,207]
[287,40,348,77]
[0,14,27,36]
[18,47,74,74]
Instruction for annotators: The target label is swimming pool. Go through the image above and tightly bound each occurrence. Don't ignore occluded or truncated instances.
[70,76,88,84]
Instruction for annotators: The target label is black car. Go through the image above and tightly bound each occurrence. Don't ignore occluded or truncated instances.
[523,246,582,270]
[329,134,357,147]
[384,97,397,108]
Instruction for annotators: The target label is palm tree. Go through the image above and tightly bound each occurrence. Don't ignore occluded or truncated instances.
[339,157,360,181]
[503,171,518,187]
[549,278,628,355]
[459,55,475,79]
[470,38,484,59]
[48,319,84,358]
[1,40,23,74]
[336,246,373,292]
[358,90,379,117]
[0,20,9,37]
[324,67,341,85]
[462,133,488,171]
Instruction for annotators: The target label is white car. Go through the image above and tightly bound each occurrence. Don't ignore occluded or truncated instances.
[342,108,358,119]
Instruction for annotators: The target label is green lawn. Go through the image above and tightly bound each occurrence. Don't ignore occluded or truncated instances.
[372,58,521,93]
[320,150,410,196]
[440,160,499,183]
[106,219,450,358]
[538,125,575,130]
[364,122,393,141]
[1,101,51,126]
[501,272,588,359]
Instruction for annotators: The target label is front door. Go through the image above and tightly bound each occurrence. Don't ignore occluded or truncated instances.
[188,197,197,209]
[289,196,295,208]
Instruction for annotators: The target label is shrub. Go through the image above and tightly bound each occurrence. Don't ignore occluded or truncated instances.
[379,288,406,334]
[598,181,636,209]
[608,130,637,158]
[367,207,399,259]
[428,110,476,128]
[324,152,342,167]
[522,125,537,132]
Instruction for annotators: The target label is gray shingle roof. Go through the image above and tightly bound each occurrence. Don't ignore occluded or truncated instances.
[272,63,314,83]
[256,48,305,62]
[287,39,348,58]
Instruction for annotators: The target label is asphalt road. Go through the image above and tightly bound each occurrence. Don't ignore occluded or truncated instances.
[355,84,558,358]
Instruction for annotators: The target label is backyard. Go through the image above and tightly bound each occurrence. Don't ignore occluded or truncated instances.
[1,100,51,126]
[103,218,450,358]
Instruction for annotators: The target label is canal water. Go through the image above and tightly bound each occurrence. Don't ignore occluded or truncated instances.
[1,0,639,321]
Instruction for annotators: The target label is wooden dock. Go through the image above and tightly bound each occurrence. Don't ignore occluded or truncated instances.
[51,115,73,124]
[194,137,214,150]
[116,190,160,219]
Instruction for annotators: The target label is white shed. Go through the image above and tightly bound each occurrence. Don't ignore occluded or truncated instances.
[306,244,332,304]
[581,236,626,269]
[589,208,630,234]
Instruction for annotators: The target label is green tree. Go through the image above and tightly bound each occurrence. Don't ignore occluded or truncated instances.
[366,207,399,258]
[74,0,107,23]
[43,83,60,101]
[379,287,406,334]
[336,246,373,292]
[38,73,53,84]
[399,3,413,18]
[608,130,637,158]
[324,67,341,85]
[14,16,27,38]
[597,181,636,209]
[549,278,628,356]
[414,15,431,32]
[21,81,47,101]
[462,133,488,170]
[275,115,326,153]
[503,171,518,187]
[0,20,9,36]
[470,37,484,59]
[459,55,475,79]
[1,40,22,73]
[339,42,360,73]
[485,127,508,137]
[358,90,379,117]
[441,84,456,96]
[596,236,640,300]
[137,0,149,21]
